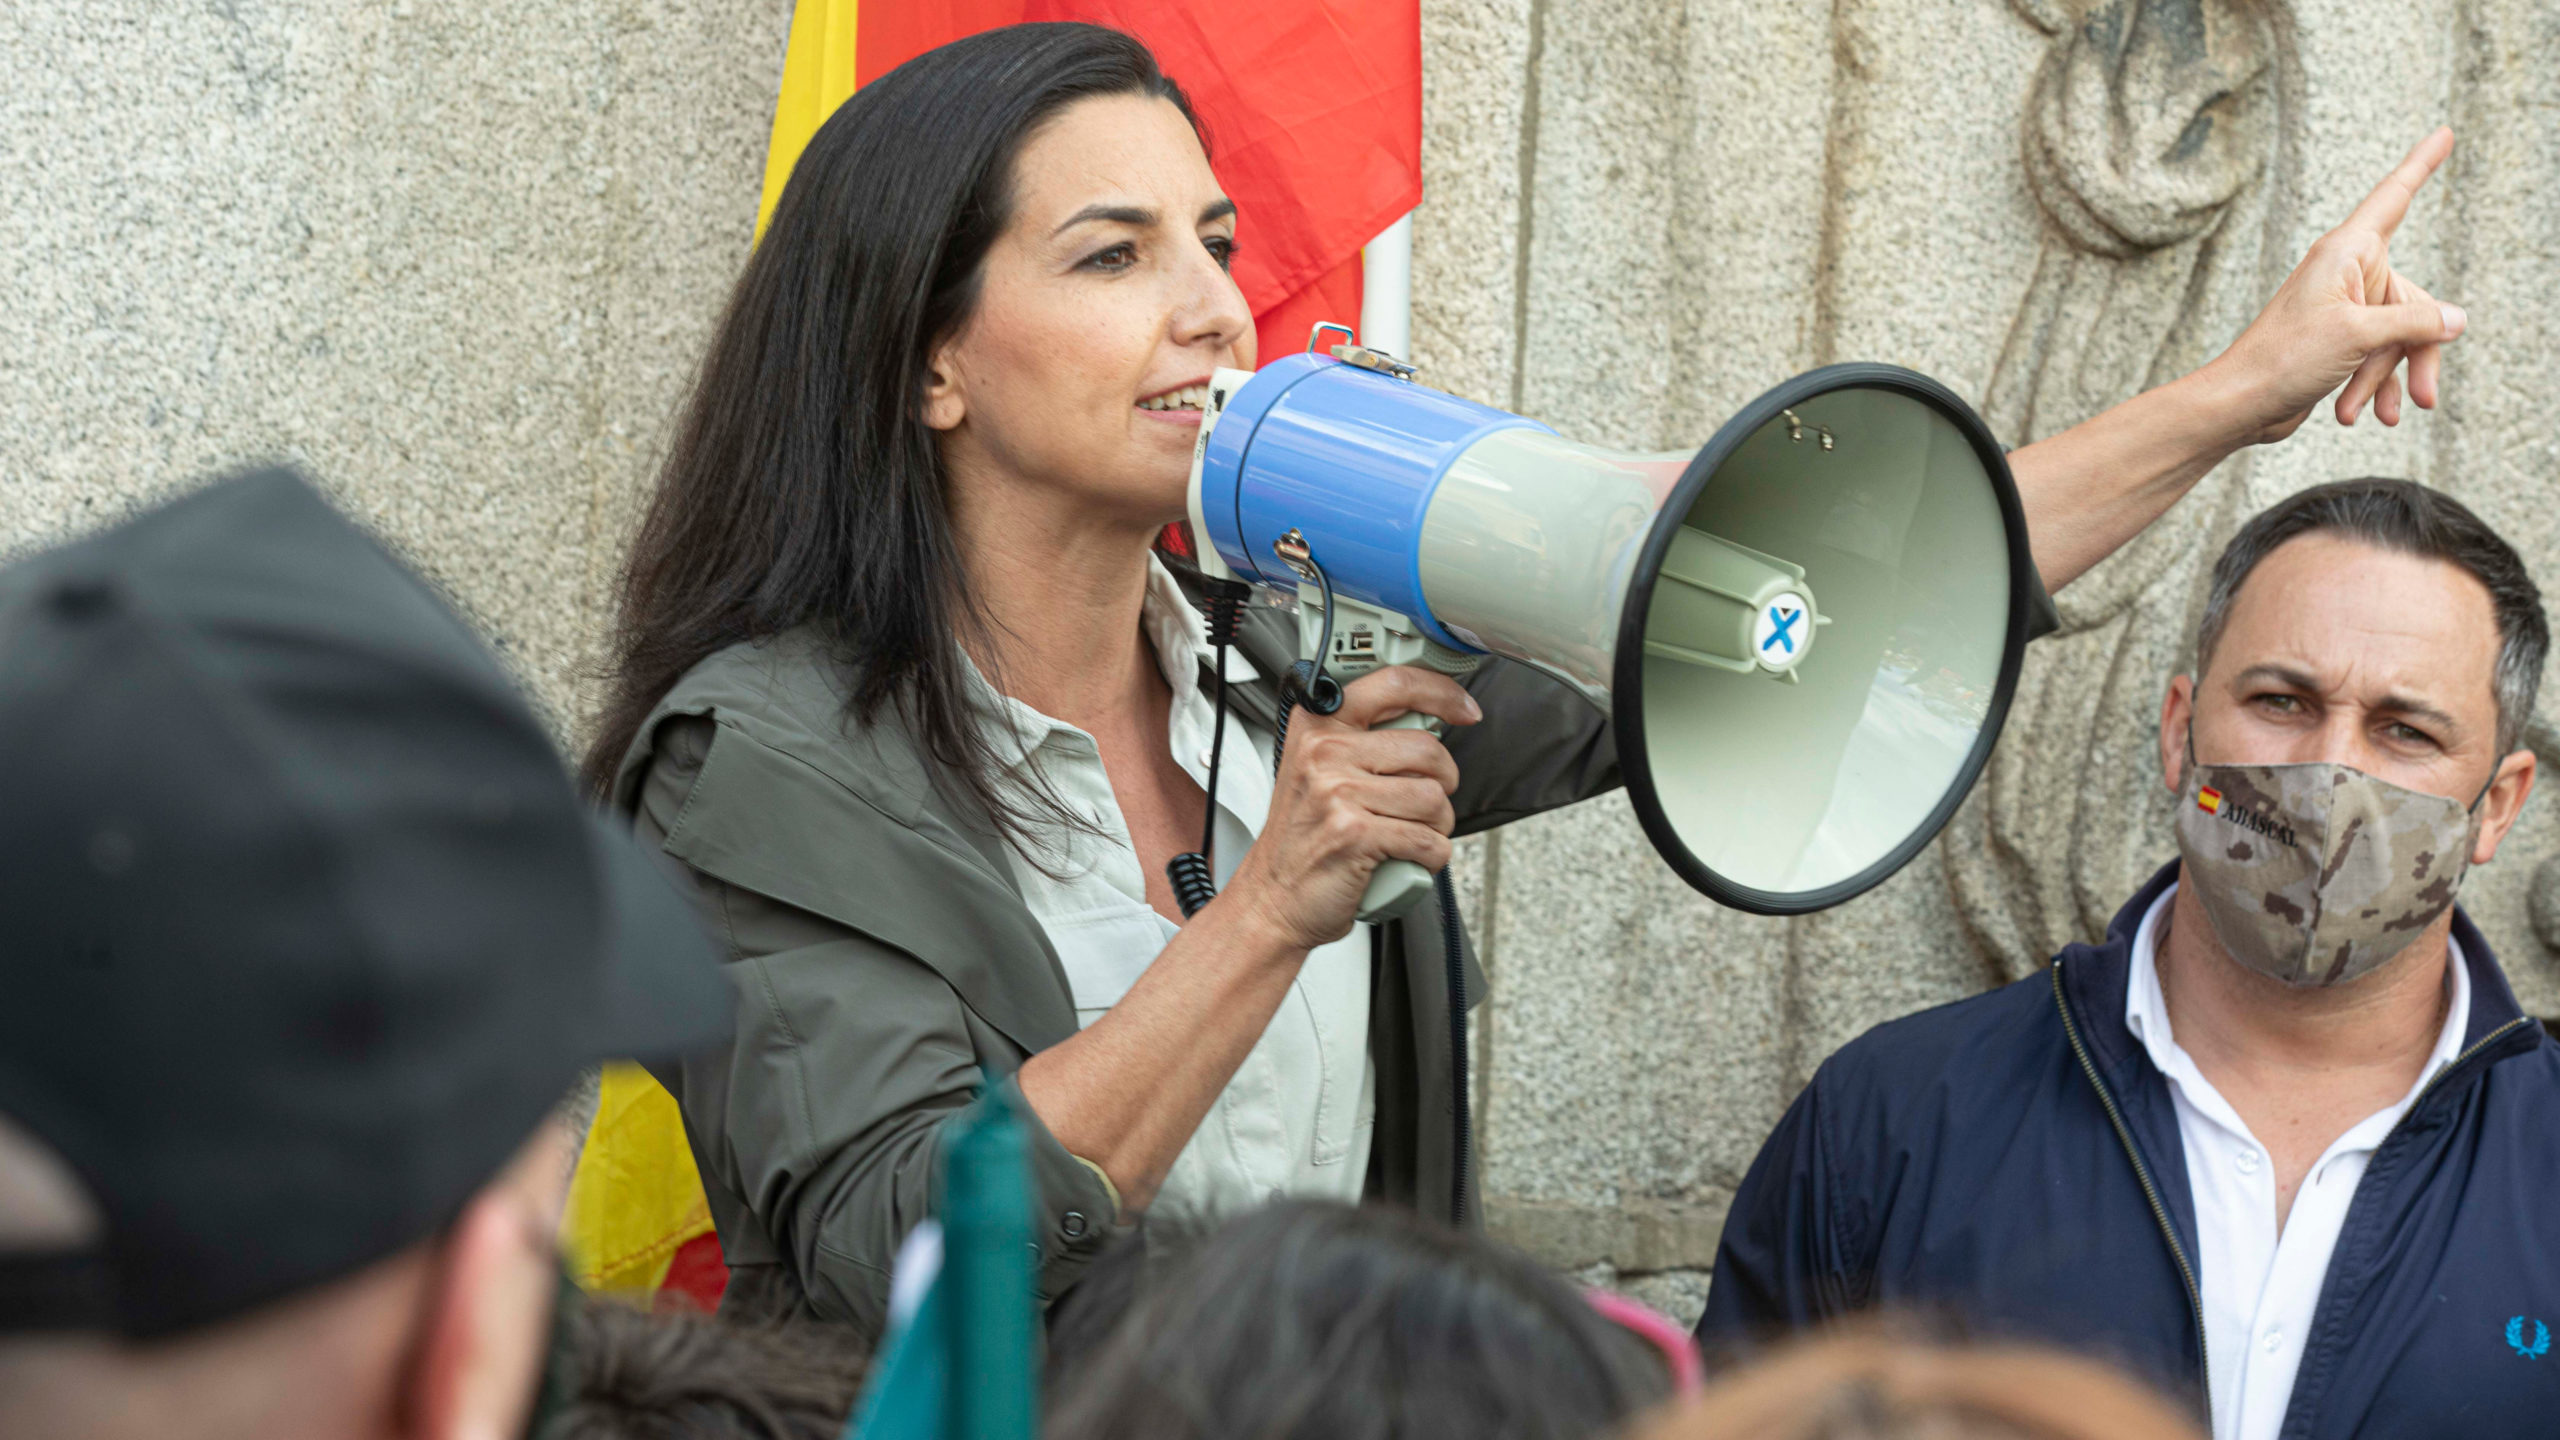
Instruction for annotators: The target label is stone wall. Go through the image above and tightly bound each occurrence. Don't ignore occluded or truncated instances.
[7,1,2554,1331]
[0,2,786,733]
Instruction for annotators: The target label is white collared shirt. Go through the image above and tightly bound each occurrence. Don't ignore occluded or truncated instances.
[2125,884,2470,1440]
[968,556,1374,1240]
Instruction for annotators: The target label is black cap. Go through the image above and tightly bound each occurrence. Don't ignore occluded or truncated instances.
[0,469,728,1338]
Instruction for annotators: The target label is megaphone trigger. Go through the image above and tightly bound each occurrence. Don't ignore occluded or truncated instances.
[1331,638,1481,923]
[1265,528,1479,923]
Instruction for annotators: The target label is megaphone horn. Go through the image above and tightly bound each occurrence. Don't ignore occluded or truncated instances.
[1183,327,2034,921]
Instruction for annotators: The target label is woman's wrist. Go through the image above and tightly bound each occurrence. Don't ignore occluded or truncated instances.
[2180,350,2279,452]
[1196,871,1320,970]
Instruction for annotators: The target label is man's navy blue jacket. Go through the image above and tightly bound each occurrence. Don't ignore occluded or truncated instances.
[1696,863,2560,1436]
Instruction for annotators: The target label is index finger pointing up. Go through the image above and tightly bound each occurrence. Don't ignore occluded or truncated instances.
[2345,127,2454,241]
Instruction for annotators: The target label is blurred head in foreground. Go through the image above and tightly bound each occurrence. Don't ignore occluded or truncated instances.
[1044,1200,1674,1440]
[0,471,727,1440]
[1637,1332,2203,1440]
[546,1300,867,1440]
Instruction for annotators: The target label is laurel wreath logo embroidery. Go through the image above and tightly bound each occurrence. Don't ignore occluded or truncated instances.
[2507,1316,2551,1358]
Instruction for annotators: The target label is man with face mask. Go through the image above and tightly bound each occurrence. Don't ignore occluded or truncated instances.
[1696,478,2558,1440]
[0,471,729,1440]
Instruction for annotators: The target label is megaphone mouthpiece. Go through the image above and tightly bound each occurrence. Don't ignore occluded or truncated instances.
[1646,529,1821,679]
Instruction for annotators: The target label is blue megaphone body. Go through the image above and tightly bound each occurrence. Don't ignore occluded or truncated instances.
[1193,346,1553,653]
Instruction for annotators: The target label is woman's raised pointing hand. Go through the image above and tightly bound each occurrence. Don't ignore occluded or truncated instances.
[2211,127,2467,439]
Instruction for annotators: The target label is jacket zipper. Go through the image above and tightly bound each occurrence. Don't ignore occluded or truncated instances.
[2393,1015,2534,1118]
[2050,960,2211,1400]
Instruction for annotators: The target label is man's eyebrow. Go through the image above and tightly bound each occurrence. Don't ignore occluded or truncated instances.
[2229,663,2323,694]
[2228,663,2463,733]
[1200,198,1237,226]
[1052,204,1156,237]
[2371,693,2462,734]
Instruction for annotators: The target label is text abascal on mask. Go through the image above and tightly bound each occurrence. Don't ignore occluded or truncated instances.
[2204,789,2297,849]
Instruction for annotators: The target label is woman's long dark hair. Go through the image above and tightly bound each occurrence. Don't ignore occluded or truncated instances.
[582,24,1200,834]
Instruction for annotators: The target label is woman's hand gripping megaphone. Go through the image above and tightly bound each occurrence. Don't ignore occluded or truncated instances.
[1220,667,1480,951]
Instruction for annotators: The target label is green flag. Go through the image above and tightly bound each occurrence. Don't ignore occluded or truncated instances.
[847,1084,1040,1440]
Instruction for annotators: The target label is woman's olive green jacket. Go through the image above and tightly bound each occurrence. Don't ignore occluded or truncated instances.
[611,593,1618,1338]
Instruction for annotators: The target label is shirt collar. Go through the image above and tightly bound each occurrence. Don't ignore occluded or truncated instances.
[1138,552,1214,706]
[2125,883,2473,1135]
[959,656,1062,775]
[961,554,1241,774]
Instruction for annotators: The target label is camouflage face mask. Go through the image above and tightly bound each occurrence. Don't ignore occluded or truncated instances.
[2173,730,2490,988]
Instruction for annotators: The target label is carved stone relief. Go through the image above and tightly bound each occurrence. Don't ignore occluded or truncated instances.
[1947,0,2300,976]
[2530,717,2560,960]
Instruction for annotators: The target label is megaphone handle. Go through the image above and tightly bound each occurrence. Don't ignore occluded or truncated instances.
[1354,711,1442,923]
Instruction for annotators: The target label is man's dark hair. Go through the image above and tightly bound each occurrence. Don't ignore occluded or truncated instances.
[1044,1201,1674,1440]
[2197,478,2548,753]
[544,1300,867,1440]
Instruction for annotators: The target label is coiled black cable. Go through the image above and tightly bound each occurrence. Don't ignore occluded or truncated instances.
[1276,556,1343,734]
[1164,851,1217,919]
[1167,578,1251,919]
[1268,553,1343,778]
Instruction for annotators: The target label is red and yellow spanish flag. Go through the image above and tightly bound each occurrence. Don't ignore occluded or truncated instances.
[563,1064,727,1305]
[763,0,1421,357]
[565,0,1422,1313]
[2197,785,2224,815]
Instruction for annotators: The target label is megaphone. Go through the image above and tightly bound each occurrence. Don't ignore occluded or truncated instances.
[1184,325,2034,922]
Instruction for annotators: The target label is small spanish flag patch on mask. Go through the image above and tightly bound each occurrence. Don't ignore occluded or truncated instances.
[2197,786,2223,814]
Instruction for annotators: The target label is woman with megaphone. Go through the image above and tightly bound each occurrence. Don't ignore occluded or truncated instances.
[583,22,2466,1338]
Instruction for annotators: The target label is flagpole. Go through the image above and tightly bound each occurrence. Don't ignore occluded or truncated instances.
[1360,210,1414,358]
